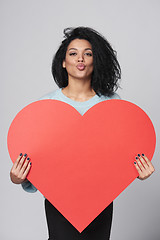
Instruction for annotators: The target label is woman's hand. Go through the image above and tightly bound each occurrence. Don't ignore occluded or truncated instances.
[134,154,155,180]
[10,153,32,184]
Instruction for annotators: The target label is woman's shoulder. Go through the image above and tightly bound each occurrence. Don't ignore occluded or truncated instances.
[38,88,60,100]
[99,92,121,101]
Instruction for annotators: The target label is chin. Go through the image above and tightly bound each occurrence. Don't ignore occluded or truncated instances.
[74,72,92,79]
[76,76,91,81]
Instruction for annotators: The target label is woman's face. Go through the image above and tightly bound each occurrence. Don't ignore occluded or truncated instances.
[63,39,94,81]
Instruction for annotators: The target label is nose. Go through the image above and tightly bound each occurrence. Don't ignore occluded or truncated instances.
[78,54,84,62]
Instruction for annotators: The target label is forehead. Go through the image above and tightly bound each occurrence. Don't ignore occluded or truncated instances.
[67,39,92,50]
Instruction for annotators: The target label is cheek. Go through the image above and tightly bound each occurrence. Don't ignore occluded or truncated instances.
[65,62,75,72]
[88,60,94,70]
[65,61,76,75]
[65,56,75,66]
[88,58,94,67]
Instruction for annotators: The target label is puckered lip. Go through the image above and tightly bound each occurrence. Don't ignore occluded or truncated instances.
[77,63,85,68]
[76,63,86,70]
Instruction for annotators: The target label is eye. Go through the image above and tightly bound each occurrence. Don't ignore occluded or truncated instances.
[69,52,77,56]
[85,52,92,56]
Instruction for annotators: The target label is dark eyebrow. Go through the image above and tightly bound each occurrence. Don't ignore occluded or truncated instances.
[68,48,92,51]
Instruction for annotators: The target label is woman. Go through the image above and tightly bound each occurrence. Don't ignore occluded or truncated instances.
[10,27,155,240]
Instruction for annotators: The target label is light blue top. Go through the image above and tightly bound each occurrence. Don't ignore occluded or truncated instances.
[21,87,121,193]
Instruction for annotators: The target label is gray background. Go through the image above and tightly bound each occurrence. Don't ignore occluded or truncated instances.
[1,0,160,239]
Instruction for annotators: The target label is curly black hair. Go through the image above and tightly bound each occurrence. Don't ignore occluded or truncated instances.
[52,27,121,97]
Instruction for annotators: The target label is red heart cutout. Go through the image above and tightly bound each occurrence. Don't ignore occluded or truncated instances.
[7,99,156,232]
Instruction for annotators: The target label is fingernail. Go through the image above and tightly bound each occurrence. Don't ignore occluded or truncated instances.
[30,162,32,165]
[134,161,136,164]
[20,153,22,156]
[27,157,30,160]
[142,153,144,156]
[138,154,140,157]
[24,153,27,157]
[135,157,138,159]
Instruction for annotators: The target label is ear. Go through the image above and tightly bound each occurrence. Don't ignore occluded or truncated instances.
[62,60,66,68]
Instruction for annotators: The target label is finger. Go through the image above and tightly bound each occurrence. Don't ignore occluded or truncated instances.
[142,154,155,172]
[137,154,149,169]
[16,153,28,171]
[19,157,30,174]
[134,162,147,180]
[11,153,23,170]
[22,162,32,180]
[135,156,145,171]
[138,154,155,175]
[134,161,142,176]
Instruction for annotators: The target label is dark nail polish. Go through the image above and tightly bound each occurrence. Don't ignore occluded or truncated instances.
[134,161,136,164]
[27,157,30,160]
[20,153,22,156]
[24,153,27,157]
[138,154,140,157]
[30,162,32,165]
[135,157,138,159]
[142,153,144,156]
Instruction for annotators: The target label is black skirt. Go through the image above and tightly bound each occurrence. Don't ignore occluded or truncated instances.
[45,199,113,240]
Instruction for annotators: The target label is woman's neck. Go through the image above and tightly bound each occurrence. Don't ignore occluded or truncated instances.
[62,83,96,102]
